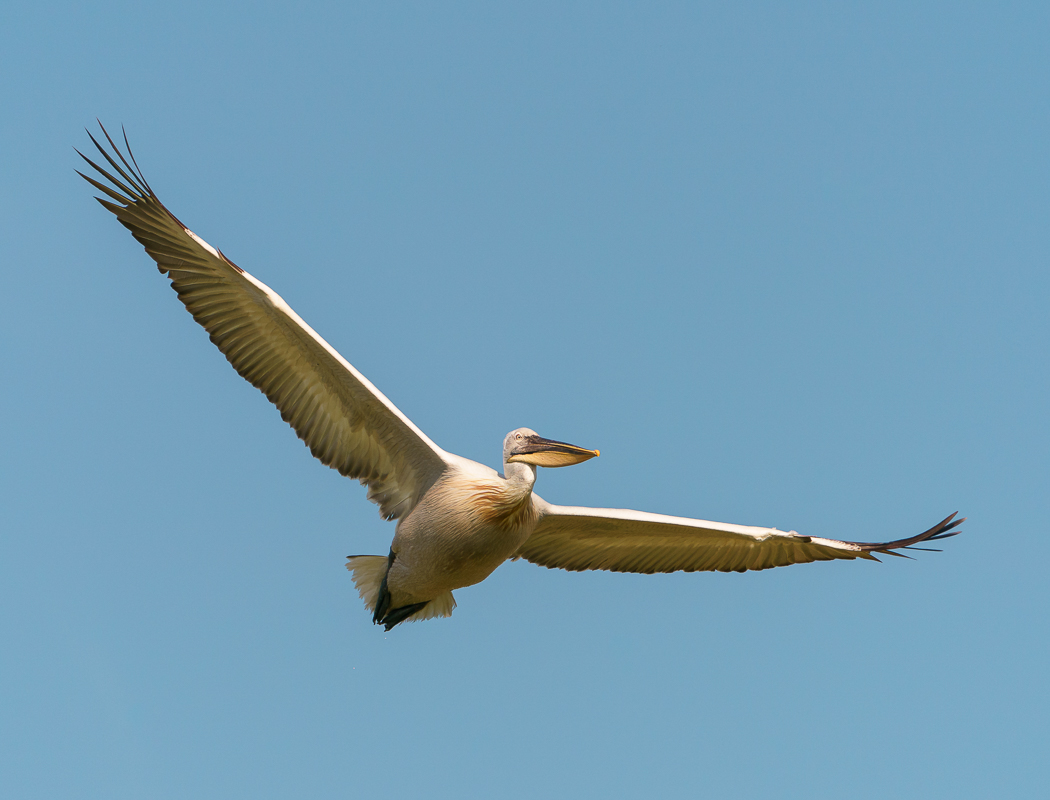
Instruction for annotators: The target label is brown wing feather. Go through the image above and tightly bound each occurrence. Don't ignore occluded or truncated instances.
[79,124,449,519]
[518,502,963,575]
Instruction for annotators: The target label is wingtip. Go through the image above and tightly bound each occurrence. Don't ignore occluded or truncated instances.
[852,509,965,559]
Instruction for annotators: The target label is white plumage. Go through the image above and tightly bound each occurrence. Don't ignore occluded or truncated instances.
[78,124,963,630]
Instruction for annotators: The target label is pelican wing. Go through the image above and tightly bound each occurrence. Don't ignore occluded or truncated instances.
[78,125,449,520]
[518,500,963,573]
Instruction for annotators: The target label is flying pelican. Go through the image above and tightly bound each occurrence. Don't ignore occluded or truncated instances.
[78,124,963,631]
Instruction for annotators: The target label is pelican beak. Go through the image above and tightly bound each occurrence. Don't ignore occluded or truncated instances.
[507,435,600,468]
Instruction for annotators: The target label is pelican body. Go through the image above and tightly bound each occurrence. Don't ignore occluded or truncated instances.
[350,431,598,627]
[78,124,963,631]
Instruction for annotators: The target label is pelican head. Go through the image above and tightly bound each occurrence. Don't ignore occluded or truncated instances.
[503,427,600,468]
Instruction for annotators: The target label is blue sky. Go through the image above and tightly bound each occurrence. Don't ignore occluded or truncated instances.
[2,2,1048,798]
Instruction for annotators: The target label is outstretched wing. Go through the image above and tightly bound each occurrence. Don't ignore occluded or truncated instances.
[78,124,450,520]
[518,499,963,573]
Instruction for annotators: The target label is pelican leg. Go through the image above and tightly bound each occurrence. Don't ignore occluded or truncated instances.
[379,601,428,631]
[371,551,428,630]
[372,550,396,625]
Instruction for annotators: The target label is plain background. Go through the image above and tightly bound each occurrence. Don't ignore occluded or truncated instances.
[2,3,1047,798]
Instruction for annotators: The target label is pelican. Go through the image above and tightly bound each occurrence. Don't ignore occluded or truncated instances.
[78,124,963,631]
